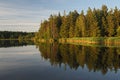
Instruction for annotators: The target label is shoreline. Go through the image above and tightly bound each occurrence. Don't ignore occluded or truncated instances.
[35,37,120,47]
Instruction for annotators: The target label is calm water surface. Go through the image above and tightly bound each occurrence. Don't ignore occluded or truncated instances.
[0,40,120,80]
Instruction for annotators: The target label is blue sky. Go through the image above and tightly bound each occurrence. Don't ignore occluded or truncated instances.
[0,0,120,32]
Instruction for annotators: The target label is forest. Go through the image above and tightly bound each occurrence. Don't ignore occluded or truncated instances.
[0,31,35,40]
[35,5,120,41]
[0,40,34,47]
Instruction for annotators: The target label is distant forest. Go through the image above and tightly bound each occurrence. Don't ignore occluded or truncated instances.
[35,5,120,40]
[0,31,35,40]
[0,40,34,47]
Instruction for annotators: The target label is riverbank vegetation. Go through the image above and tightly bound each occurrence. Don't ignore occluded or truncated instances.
[35,5,120,44]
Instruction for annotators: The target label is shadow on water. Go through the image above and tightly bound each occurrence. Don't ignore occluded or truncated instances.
[36,42,120,75]
[0,40,34,48]
[1,40,120,75]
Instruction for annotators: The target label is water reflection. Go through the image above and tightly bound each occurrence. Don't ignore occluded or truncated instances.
[37,43,120,75]
[0,40,34,47]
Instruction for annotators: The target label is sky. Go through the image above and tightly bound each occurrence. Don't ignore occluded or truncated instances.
[0,0,120,32]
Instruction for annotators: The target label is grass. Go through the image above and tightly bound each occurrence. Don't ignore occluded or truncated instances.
[59,37,120,47]
[35,37,120,47]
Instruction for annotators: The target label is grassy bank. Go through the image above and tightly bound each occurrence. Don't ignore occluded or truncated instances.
[35,37,120,47]
[59,37,120,47]
[34,38,54,43]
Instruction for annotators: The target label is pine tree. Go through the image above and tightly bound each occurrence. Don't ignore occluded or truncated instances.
[60,12,69,38]
[69,10,79,38]
[113,7,120,36]
[55,13,62,36]
[107,10,115,36]
[101,5,108,36]
[75,11,86,37]
[86,8,100,37]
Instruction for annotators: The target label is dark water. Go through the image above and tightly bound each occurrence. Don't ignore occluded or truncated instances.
[0,40,120,80]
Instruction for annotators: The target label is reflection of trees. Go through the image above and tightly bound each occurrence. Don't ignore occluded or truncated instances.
[37,43,120,75]
[0,40,34,47]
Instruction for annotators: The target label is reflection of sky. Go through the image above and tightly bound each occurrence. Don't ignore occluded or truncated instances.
[0,46,50,74]
[0,45,120,80]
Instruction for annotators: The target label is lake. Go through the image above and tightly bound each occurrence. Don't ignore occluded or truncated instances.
[0,40,120,80]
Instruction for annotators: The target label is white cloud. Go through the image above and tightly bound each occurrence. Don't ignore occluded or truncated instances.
[0,2,59,32]
[0,6,58,24]
[0,25,40,32]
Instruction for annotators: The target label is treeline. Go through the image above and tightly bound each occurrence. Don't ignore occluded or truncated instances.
[0,40,34,47]
[0,31,35,40]
[35,5,120,40]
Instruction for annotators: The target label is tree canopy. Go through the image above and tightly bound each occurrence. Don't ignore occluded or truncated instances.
[35,5,120,40]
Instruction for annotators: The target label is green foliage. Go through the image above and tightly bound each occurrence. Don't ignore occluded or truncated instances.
[107,10,115,36]
[75,11,86,37]
[36,5,120,40]
[117,27,120,37]
[0,31,34,40]
[60,15,69,38]
[68,10,79,38]
[0,40,34,47]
